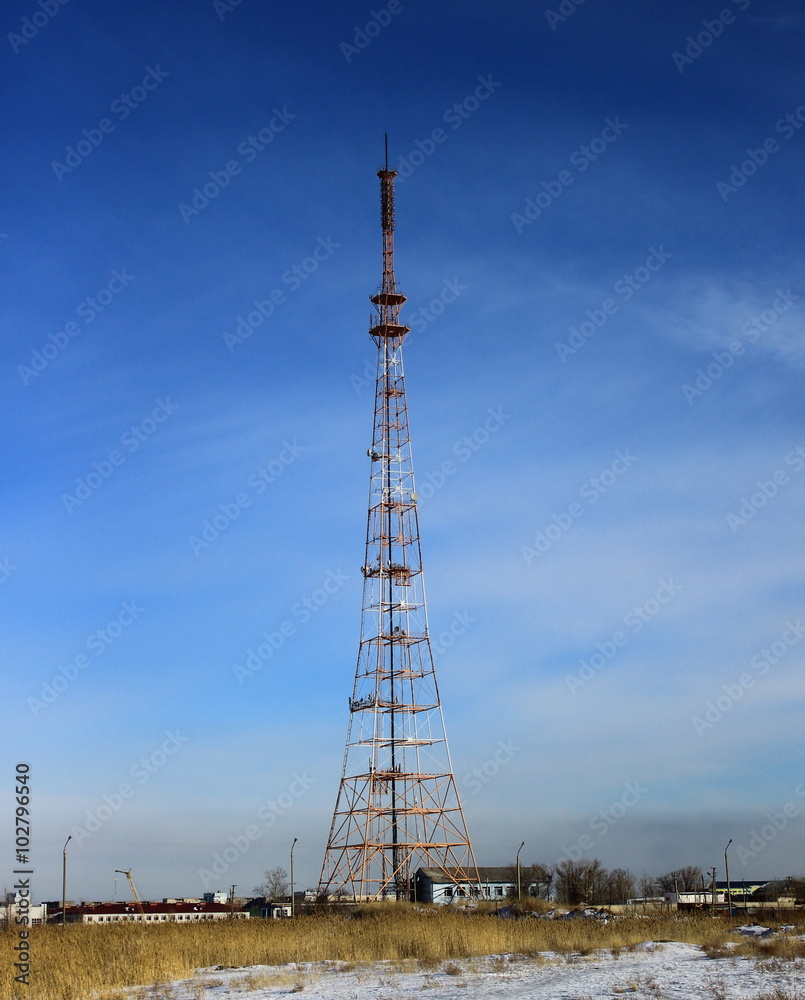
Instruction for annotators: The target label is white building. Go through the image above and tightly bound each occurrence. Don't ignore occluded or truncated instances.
[414,867,545,904]
[0,895,47,927]
[64,901,249,923]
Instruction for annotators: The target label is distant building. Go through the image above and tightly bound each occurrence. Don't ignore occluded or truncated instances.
[242,897,293,918]
[1,893,47,927]
[663,881,797,910]
[414,867,547,904]
[61,901,249,924]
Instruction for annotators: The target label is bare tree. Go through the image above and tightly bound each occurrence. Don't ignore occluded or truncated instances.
[253,865,289,900]
[789,875,805,903]
[656,866,703,893]
[555,858,609,905]
[638,873,658,899]
[607,868,636,904]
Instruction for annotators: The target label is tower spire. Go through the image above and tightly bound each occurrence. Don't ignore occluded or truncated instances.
[318,142,479,902]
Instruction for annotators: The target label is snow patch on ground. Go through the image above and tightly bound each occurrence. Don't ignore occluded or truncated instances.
[133,941,805,999]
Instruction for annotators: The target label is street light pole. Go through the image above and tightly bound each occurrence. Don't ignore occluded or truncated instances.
[290,838,298,917]
[61,835,72,927]
[516,841,525,902]
[711,867,717,915]
[724,839,733,916]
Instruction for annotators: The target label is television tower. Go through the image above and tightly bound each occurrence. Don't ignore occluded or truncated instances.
[318,139,480,902]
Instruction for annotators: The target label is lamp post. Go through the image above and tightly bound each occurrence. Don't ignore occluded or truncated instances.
[290,838,298,917]
[61,835,72,927]
[516,841,525,902]
[711,867,717,915]
[724,839,733,916]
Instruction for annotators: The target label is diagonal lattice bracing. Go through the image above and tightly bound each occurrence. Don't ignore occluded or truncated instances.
[318,150,480,902]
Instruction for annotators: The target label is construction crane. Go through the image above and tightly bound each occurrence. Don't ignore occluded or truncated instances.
[115,869,145,917]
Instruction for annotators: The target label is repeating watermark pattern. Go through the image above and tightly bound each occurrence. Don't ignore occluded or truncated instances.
[13,762,32,986]
[197,771,315,888]
[350,356,380,396]
[565,579,683,694]
[188,440,305,555]
[222,238,341,353]
[1,557,18,584]
[545,0,592,31]
[51,66,169,181]
[510,117,628,234]
[717,103,805,202]
[8,0,71,54]
[682,289,799,404]
[725,444,805,532]
[68,731,189,845]
[417,406,510,499]
[178,109,296,224]
[735,783,805,865]
[340,0,412,63]
[557,781,649,864]
[232,569,350,683]
[555,247,673,362]
[431,610,476,661]
[61,398,179,513]
[395,76,502,183]
[691,618,805,735]
[671,0,751,73]
[18,267,136,385]
[213,0,245,21]
[521,449,638,564]
[408,278,467,334]
[463,739,520,795]
[28,601,145,716]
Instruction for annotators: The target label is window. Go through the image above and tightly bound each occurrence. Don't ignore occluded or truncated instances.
[495,887,503,896]
[444,888,453,898]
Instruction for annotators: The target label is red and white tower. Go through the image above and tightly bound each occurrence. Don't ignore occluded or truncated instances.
[318,143,479,902]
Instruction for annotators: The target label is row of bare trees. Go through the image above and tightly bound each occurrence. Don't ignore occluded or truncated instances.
[508,861,711,905]
[251,862,805,907]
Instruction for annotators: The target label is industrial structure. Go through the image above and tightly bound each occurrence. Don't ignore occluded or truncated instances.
[318,141,480,901]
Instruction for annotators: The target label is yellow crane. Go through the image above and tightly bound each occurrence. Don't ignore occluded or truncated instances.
[115,869,145,917]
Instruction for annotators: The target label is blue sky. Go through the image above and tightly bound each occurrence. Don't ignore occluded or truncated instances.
[2,0,804,902]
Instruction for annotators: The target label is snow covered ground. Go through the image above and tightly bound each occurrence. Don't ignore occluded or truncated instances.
[146,939,803,1000]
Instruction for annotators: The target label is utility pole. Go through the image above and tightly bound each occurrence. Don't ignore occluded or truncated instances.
[516,841,525,902]
[711,867,717,915]
[290,838,298,918]
[229,884,237,919]
[61,835,71,927]
[724,839,732,916]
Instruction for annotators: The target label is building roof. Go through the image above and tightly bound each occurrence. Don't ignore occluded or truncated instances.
[417,866,533,884]
[66,901,232,915]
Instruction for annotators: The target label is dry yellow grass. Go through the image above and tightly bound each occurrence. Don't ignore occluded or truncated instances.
[1,905,802,1000]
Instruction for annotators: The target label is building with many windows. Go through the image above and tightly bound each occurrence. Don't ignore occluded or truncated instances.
[60,900,249,924]
[414,867,546,904]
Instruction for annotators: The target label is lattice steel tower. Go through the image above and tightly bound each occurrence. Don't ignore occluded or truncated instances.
[319,143,479,902]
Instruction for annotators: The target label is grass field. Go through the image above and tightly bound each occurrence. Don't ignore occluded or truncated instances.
[2,904,803,1000]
